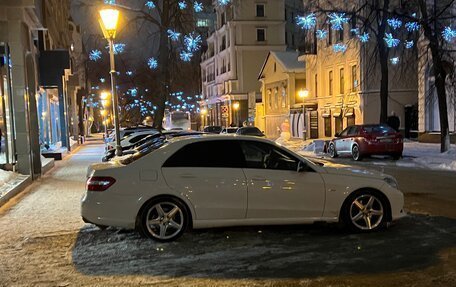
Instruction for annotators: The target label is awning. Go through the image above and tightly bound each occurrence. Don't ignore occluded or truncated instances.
[333,108,342,117]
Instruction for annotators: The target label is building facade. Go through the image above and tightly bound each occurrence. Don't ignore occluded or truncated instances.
[200,0,302,128]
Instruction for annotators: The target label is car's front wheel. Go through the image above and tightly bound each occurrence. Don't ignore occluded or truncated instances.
[328,143,338,158]
[342,191,387,232]
[138,197,189,242]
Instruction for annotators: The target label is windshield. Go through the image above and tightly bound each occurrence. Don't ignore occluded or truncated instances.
[120,138,167,165]
[363,125,396,134]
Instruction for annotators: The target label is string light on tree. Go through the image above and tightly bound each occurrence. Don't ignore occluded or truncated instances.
[390,57,400,65]
[194,1,203,13]
[180,51,193,62]
[316,29,328,40]
[167,29,181,41]
[218,0,231,6]
[100,78,106,83]
[350,28,360,35]
[106,43,126,54]
[328,13,350,30]
[184,33,202,52]
[126,71,133,76]
[358,32,370,43]
[387,18,403,29]
[333,43,347,53]
[405,22,420,32]
[405,40,414,49]
[89,49,102,61]
[145,1,155,9]
[384,33,400,48]
[296,13,317,30]
[442,26,456,42]
[178,1,187,9]
[147,57,158,70]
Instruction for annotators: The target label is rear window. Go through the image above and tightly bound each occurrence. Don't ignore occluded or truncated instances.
[362,125,395,134]
[120,139,167,165]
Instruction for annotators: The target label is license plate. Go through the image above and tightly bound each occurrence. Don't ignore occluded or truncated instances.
[379,138,393,143]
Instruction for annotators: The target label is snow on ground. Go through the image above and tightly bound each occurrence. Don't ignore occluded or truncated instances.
[277,136,456,171]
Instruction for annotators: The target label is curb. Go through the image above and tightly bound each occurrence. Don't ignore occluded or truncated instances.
[0,175,32,208]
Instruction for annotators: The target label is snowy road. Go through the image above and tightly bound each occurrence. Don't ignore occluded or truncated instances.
[0,138,455,286]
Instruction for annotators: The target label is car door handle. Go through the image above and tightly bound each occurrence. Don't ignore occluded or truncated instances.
[180,174,196,179]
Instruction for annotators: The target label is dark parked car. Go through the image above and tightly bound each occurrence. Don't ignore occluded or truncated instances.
[236,127,265,137]
[327,124,403,161]
[203,126,223,134]
[220,127,238,134]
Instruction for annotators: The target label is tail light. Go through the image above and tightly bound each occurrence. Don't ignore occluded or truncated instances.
[86,176,116,192]
[364,135,377,144]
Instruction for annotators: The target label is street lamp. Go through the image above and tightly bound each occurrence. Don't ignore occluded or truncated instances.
[200,108,208,130]
[100,109,108,141]
[99,6,122,156]
[232,102,240,127]
[298,89,309,141]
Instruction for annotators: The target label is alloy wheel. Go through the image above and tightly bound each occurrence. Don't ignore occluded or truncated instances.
[349,194,384,231]
[145,202,185,240]
[352,145,361,161]
[329,144,336,158]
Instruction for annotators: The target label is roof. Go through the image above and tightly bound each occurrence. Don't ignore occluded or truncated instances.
[258,50,305,79]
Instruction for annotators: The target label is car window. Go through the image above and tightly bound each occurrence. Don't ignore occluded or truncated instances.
[363,125,396,134]
[240,141,299,171]
[347,126,358,136]
[339,127,350,137]
[163,140,245,168]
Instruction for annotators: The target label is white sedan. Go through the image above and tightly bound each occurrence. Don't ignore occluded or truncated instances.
[82,135,405,242]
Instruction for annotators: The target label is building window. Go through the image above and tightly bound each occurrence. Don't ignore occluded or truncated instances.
[267,89,272,109]
[335,116,343,134]
[351,65,358,90]
[314,74,318,97]
[273,62,277,72]
[329,70,333,96]
[274,88,279,109]
[340,68,345,94]
[324,116,332,137]
[257,28,266,42]
[197,19,210,27]
[256,4,265,17]
[337,27,344,42]
[282,86,287,108]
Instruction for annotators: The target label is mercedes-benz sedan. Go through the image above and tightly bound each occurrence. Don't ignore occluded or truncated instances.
[82,135,405,242]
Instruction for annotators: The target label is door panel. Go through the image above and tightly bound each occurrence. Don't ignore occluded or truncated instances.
[162,167,247,220]
[244,169,325,219]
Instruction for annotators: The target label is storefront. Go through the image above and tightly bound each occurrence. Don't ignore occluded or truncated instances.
[36,87,62,151]
[0,44,15,167]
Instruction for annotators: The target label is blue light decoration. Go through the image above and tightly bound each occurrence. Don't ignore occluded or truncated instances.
[167,29,181,41]
[387,18,402,30]
[384,33,400,48]
[126,71,133,76]
[333,43,347,53]
[106,43,126,54]
[390,57,400,65]
[350,28,360,35]
[184,33,202,52]
[358,32,370,43]
[405,22,420,32]
[89,49,102,61]
[130,88,138,97]
[316,29,328,40]
[296,13,317,30]
[442,26,456,42]
[194,1,203,13]
[145,1,155,9]
[218,0,231,6]
[104,0,115,4]
[178,1,187,10]
[100,78,105,83]
[405,40,414,49]
[180,51,193,62]
[328,13,350,30]
[147,57,158,70]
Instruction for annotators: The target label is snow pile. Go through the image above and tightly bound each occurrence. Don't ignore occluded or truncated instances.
[404,142,456,171]
[0,169,19,188]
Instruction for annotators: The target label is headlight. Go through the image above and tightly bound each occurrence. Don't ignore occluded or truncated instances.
[384,177,399,189]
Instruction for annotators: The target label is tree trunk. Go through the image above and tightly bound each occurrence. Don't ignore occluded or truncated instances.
[377,0,390,124]
[418,0,450,152]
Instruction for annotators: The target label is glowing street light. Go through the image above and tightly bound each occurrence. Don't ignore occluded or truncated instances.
[298,89,309,140]
[232,102,240,127]
[99,5,122,156]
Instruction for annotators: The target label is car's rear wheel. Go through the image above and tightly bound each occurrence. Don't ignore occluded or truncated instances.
[351,145,362,161]
[392,153,402,160]
[138,197,189,242]
[342,191,387,232]
[328,143,338,158]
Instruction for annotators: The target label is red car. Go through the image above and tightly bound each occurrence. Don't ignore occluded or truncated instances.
[327,124,403,161]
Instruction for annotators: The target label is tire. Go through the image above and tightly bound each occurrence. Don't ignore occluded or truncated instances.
[341,190,388,232]
[138,197,190,242]
[328,143,338,158]
[95,224,108,230]
[351,144,363,161]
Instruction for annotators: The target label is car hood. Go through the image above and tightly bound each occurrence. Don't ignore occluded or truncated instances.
[313,159,387,179]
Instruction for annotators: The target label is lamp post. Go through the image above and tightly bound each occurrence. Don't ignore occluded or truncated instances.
[298,89,309,141]
[99,7,122,156]
[200,108,208,130]
[100,91,110,143]
[233,101,240,127]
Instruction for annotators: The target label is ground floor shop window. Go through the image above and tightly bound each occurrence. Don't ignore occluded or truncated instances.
[37,88,62,152]
[335,116,343,135]
[324,116,331,137]
[0,53,15,165]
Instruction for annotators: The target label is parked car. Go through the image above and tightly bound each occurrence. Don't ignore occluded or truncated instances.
[102,133,165,162]
[106,130,160,151]
[107,126,155,142]
[236,126,265,137]
[327,124,404,161]
[83,135,405,242]
[220,127,238,134]
[203,126,223,134]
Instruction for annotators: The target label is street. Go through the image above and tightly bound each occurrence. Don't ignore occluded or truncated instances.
[0,138,455,286]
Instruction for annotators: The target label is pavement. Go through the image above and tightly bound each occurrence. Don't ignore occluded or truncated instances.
[0,137,454,286]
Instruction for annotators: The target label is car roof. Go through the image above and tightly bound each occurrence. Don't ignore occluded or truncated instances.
[167,134,272,145]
